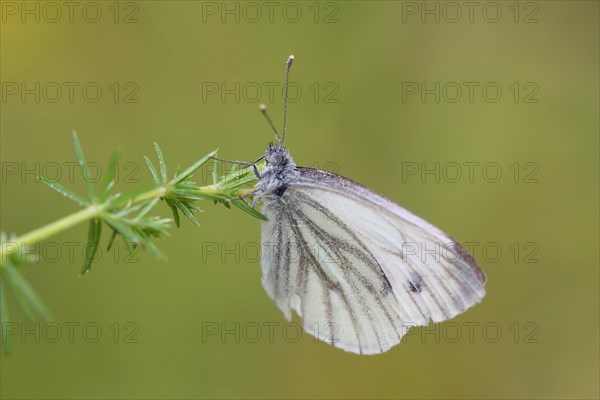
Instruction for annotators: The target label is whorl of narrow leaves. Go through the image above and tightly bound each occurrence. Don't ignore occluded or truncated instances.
[0,132,266,355]
[0,232,54,355]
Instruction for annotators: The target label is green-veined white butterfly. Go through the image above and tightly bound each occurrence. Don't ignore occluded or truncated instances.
[229,55,486,354]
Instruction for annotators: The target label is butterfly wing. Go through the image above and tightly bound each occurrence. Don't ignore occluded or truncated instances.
[260,167,486,354]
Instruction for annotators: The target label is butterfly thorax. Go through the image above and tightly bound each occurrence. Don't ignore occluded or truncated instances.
[257,143,299,206]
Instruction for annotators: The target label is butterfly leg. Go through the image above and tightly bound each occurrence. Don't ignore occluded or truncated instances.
[211,155,265,179]
[221,188,260,205]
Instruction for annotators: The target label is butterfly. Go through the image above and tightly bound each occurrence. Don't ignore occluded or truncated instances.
[231,55,486,355]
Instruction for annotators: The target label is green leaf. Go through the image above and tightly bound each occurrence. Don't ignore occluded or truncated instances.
[108,184,157,207]
[171,149,218,185]
[137,235,167,261]
[41,177,88,207]
[0,275,11,356]
[154,143,168,185]
[137,197,160,219]
[104,216,141,253]
[211,154,219,184]
[4,264,35,323]
[81,218,102,275]
[4,264,53,321]
[71,132,97,202]
[218,164,261,190]
[106,228,118,251]
[101,147,122,201]
[144,156,161,186]
[103,214,168,260]
[165,198,180,228]
[176,202,200,226]
[230,200,267,221]
[133,216,171,237]
[175,189,225,201]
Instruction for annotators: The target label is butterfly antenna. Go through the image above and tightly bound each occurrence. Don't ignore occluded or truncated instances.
[282,54,294,144]
[259,104,281,142]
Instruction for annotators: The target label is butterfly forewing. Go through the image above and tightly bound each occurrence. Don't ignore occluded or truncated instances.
[260,167,486,354]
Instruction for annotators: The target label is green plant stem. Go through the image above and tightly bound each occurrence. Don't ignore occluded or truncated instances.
[117,186,168,206]
[7,207,102,252]
[0,183,240,267]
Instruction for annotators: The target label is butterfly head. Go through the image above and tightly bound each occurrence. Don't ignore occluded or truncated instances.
[260,142,299,199]
[265,141,289,165]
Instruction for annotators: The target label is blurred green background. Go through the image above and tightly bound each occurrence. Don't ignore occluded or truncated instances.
[1,1,598,399]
